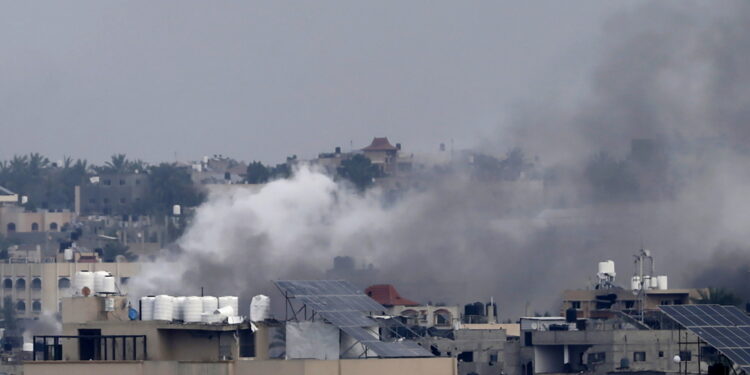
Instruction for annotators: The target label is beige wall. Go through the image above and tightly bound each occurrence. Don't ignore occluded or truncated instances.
[0,262,141,318]
[0,206,75,234]
[26,358,456,375]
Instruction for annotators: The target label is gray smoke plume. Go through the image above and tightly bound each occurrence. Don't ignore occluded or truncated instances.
[134,1,750,318]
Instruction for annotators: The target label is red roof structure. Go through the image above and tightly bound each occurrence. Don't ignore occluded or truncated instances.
[365,284,419,307]
[362,137,399,152]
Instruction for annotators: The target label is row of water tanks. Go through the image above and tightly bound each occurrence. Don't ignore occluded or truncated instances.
[74,271,116,295]
[140,295,240,322]
[631,275,668,290]
[140,295,271,323]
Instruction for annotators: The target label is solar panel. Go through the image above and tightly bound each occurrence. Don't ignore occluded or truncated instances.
[660,305,750,367]
[275,280,432,358]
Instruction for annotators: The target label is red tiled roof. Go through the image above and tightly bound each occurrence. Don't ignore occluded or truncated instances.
[362,137,398,151]
[365,284,419,307]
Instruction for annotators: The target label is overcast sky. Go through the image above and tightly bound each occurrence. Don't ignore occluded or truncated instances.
[0,1,641,164]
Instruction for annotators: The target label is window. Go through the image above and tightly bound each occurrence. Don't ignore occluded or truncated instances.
[588,352,606,363]
[633,352,646,362]
[32,300,41,312]
[660,300,671,305]
[49,222,58,231]
[31,278,41,290]
[58,278,71,289]
[679,351,692,361]
[458,351,474,363]
[674,299,683,305]
[524,332,533,346]
[31,222,39,232]
[571,301,581,309]
[624,301,635,309]
[120,277,130,285]
[3,279,12,289]
[6,223,15,233]
[16,300,25,312]
[119,179,125,185]
[659,351,664,358]
[15,278,25,290]
[434,309,452,327]
[490,352,499,364]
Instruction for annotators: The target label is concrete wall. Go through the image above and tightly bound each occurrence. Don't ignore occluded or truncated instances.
[25,358,456,375]
[0,206,74,235]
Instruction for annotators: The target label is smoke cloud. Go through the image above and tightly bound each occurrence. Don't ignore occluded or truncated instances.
[134,1,750,318]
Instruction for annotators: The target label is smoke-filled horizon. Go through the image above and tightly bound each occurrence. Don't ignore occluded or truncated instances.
[134,1,750,318]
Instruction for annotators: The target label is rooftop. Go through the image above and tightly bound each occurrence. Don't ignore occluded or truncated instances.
[365,284,419,307]
[362,137,399,152]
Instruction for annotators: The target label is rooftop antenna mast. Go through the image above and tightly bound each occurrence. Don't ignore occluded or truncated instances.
[633,248,654,322]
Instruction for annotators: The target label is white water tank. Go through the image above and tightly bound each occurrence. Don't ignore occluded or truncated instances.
[202,296,218,314]
[218,296,239,317]
[597,260,616,276]
[153,295,174,321]
[657,275,668,290]
[173,297,186,321]
[93,271,112,294]
[22,343,33,352]
[642,275,651,290]
[250,295,271,322]
[183,296,203,323]
[631,276,641,290]
[74,271,95,295]
[140,296,156,321]
[63,248,73,261]
[99,275,116,294]
[650,276,659,289]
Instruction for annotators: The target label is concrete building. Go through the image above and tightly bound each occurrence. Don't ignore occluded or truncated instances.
[76,172,149,216]
[0,205,75,236]
[24,293,456,375]
[562,288,702,320]
[0,260,140,318]
[0,185,18,204]
[366,284,459,329]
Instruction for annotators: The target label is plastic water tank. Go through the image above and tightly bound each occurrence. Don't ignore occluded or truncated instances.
[22,343,33,352]
[202,296,218,314]
[63,248,73,261]
[657,275,668,290]
[74,271,95,295]
[597,260,616,276]
[93,271,110,293]
[99,275,116,294]
[250,295,271,322]
[153,295,174,321]
[183,296,203,323]
[642,275,652,290]
[172,297,186,321]
[631,276,641,290]
[650,276,659,289]
[218,296,239,316]
[140,296,156,321]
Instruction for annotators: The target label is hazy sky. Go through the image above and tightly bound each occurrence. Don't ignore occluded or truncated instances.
[1,1,639,164]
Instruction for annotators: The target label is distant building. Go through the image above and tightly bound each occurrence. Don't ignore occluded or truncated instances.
[76,173,149,216]
[366,284,459,329]
[0,204,74,236]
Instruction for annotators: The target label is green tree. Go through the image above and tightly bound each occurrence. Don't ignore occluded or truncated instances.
[145,163,204,215]
[102,154,130,174]
[246,161,270,184]
[693,287,743,306]
[338,154,380,191]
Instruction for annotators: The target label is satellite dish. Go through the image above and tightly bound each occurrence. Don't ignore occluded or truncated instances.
[673,355,681,363]
[128,308,138,320]
[81,286,91,297]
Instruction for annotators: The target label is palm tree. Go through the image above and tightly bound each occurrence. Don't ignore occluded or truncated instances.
[104,154,129,174]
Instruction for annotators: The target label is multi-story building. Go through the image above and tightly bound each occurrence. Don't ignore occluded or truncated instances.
[0,204,75,235]
[0,260,140,318]
[76,173,149,216]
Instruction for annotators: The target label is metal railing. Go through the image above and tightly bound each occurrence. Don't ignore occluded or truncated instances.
[32,335,147,361]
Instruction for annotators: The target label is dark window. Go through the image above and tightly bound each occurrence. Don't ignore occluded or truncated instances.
[571,301,581,309]
[79,329,102,360]
[6,223,15,232]
[16,300,25,312]
[634,352,646,362]
[49,222,58,231]
[490,352,499,364]
[659,351,664,358]
[58,278,71,289]
[119,179,125,185]
[458,351,474,363]
[679,351,692,361]
[3,279,12,289]
[239,329,255,357]
[434,309,452,327]
[31,222,39,231]
[31,278,42,289]
[32,300,41,312]
[588,352,606,363]
[674,299,683,305]
[660,300,671,305]
[524,331,532,346]
[120,277,130,285]
[15,278,25,290]
[624,300,635,309]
